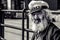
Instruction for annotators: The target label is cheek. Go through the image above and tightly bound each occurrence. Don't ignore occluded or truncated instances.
[31,16,34,19]
[29,16,35,24]
[38,15,44,19]
[29,15,34,20]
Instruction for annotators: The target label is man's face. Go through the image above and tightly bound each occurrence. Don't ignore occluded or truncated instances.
[29,11,48,31]
[31,11,44,24]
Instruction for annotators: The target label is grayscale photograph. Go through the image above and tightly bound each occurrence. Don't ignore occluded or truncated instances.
[0,0,60,40]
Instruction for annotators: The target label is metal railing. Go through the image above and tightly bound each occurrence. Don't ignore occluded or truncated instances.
[1,9,34,40]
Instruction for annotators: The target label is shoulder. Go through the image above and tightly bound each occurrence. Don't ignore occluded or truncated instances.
[52,29,60,40]
[50,22,60,40]
[49,22,60,29]
[48,22,60,34]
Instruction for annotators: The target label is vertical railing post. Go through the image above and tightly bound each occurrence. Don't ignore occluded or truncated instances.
[22,9,25,40]
[26,13,29,40]
[0,1,4,40]
[24,0,29,40]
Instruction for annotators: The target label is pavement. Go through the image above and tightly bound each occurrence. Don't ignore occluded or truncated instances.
[4,19,33,40]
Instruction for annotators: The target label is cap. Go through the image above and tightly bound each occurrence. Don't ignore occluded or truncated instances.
[28,1,49,13]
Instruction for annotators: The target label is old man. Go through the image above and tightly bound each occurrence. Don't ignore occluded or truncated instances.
[28,1,60,40]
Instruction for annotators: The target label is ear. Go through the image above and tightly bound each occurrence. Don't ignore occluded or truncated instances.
[28,13,32,18]
[26,10,31,17]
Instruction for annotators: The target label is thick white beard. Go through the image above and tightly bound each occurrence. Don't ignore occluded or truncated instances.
[32,20,48,32]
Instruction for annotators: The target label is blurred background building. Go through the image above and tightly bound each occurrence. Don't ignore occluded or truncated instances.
[1,0,60,18]
[2,0,60,10]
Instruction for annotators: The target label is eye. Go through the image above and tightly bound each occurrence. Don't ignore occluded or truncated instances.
[42,16,44,20]
[31,13,35,16]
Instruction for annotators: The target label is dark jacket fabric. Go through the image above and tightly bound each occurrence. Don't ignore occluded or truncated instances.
[31,22,60,40]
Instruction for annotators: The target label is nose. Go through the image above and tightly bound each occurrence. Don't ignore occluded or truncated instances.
[34,15,39,19]
[34,15,41,21]
[34,15,41,24]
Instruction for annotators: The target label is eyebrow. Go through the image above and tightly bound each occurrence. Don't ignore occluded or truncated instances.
[32,10,42,13]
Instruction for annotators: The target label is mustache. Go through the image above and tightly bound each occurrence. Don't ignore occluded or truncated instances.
[35,19,41,21]
[34,19,41,24]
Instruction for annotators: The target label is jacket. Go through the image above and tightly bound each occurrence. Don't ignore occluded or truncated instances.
[31,22,60,40]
